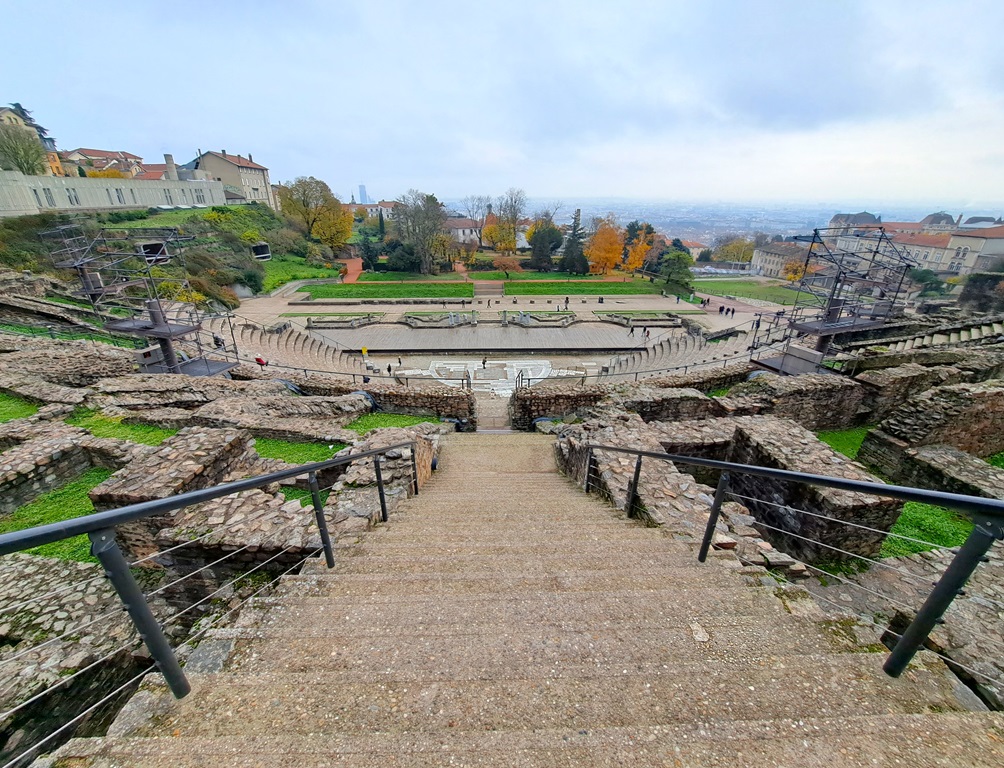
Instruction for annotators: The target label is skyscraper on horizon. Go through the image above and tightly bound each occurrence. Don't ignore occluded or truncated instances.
[358,185,369,204]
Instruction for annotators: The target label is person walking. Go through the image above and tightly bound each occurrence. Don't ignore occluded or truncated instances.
[386,363,392,376]
[628,321,635,336]
[719,305,724,315]
[564,296,569,309]
[482,356,487,369]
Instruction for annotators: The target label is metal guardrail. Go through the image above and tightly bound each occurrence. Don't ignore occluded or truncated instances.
[0,440,419,704]
[583,443,1004,679]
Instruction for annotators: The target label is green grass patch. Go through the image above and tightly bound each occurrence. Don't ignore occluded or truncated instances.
[691,279,800,305]
[881,503,974,557]
[0,467,114,562]
[816,426,873,460]
[986,451,1004,469]
[279,312,380,318]
[263,253,341,292]
[0,321,140,349]
[280,485,330,507]
[472,271,602,281]
[708,386,732,397]
[66,409,178,445]
[0,392,40,422]
[297,283,473,299]
[504,281,663,296]
[345,413,438,434]
[253,439,346,463]
[357,271,464,282]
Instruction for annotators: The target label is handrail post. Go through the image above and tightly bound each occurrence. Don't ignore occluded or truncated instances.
[409,446,419,496]
[884,518,1003,677]
[88,528,190,699]
[584,448,595,493]
[308,471,335,568]
[627,454,643,518]
[373,456,389,523]
[698,472,730,562]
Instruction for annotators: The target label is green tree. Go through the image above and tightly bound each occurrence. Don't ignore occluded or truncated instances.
[696,248,713,262]
[494,188,526,257]
[661,250,694,292]
[276,176,336,235]
[0,124,46,175]
[377,209,386,240]
[671,238,686,251]
[394,189,447,274]
[528,220,563,272]
[558,209,589,274]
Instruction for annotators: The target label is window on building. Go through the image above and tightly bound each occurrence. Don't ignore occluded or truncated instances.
[181,188,188,202]
[115,188,125,204]
[43,188,55,207]
[164,189,173,204]
[130,189,137,204]
[106,189,114,204]
[66,188,80,206]
[195,188,206,204]
[32,189,42,207]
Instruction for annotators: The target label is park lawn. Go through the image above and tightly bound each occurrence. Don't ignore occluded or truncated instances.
[280,312,381,318]
[505,281,663,296]
[297,283,474,299]
[691,279,800,305]
[0,321,138,349]
[358,272,465,282]
[816,426,873,460]
[471,271,603,281]
[263,253,341,291]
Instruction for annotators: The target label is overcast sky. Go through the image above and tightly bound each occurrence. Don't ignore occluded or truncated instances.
[4,0,1002,207]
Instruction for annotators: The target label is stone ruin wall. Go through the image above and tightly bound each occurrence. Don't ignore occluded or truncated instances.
[859,381,1004,481]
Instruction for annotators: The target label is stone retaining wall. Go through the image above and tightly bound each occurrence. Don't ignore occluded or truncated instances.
[859,382,1004,476]
[722,373,866,430]
[89,427,257,561]
[0,432,91,517]
[726,417,900,562]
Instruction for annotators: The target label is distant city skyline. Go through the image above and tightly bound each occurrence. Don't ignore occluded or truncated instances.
[4,0,1003,206]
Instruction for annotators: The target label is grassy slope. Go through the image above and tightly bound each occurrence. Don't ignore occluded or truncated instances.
[817,425,973,557]
[66,409,178,445]
[0,468,114,562]
[505,281,663,296]
[0,392,40,422]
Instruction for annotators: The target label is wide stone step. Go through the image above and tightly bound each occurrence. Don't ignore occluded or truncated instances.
[233,586,791,636]
[325,552,718,575]
[124,655,971,739]
[50,712,1004,767]
[220,620,849,677]
[276,572,771,599]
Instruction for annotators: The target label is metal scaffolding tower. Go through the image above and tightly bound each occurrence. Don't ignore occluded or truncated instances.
[41,224,239,377]
[752,227,917,375]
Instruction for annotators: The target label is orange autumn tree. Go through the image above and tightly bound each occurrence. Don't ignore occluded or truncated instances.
[585,216,624,274]
[782,259,821,282]
[625,229,653,271]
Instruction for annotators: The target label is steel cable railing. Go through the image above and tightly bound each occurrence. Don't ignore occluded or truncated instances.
[0,441,421,764]
[582,443,1004,683]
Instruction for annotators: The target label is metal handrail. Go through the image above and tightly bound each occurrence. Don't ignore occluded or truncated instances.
[0,440,416,555]
[583,442,1004,678]
[0,439,420,701]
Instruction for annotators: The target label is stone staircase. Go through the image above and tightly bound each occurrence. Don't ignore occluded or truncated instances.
[843,316,1004,354]
[201,317,367,376]
[44,434,1003,766]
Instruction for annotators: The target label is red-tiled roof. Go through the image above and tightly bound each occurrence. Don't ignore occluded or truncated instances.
[881,222,923,231]
[952,225,1004,240]
[892,233,951,247]
[446,218,478,229]
[203,151,268,170]
[680,240,706,248]
[141,163,168,172]
[134,171,165,180]
[70,148,142,160]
